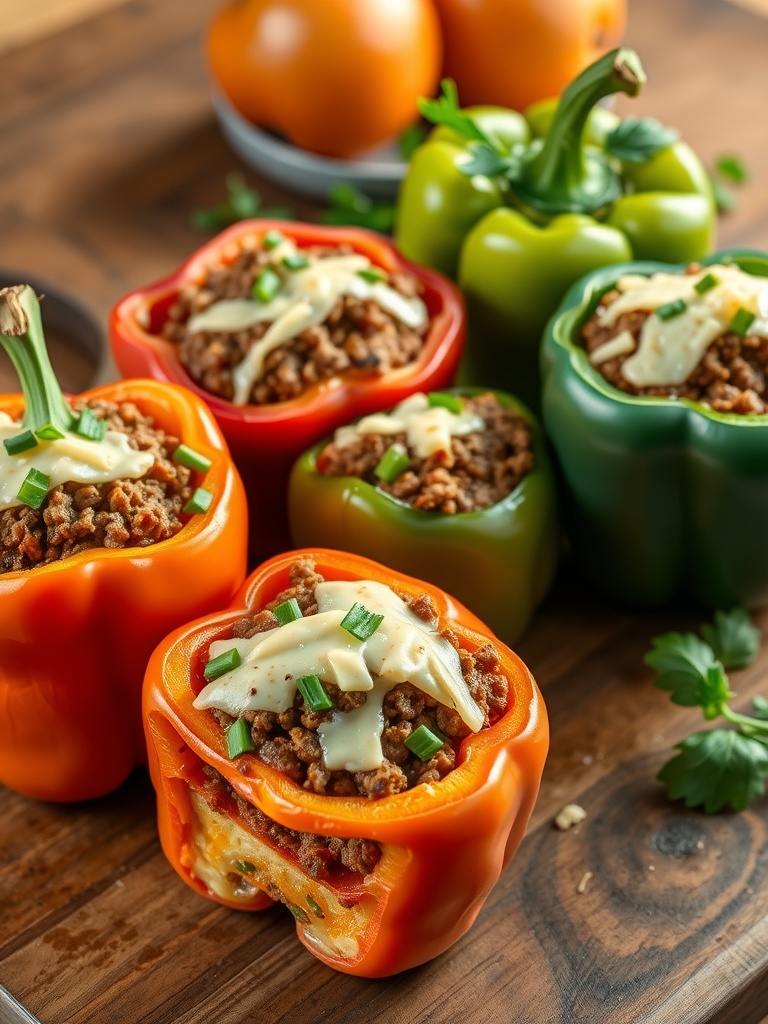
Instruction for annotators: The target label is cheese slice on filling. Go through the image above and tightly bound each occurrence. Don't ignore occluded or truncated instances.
[595,263,768,388]
[185,238,429,405]
[0,412,154,511]
[194,578,485,772]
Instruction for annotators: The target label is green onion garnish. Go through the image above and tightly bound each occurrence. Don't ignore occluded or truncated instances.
[225,717,255,758]
[427,391,463,414]
[274,598,302,625]
[374,443,411,484]
[16,467,49,510]
[35,422,65,441]
[75,407,107,442]
[694,272,719,295]
[357,268,386,284]
[204,646,241,681]
[340,602,384,641]
[252,266,282,303]
[729,307,756,337]
[183,487,213,514]
[288,905,310,923]
[282,253,310,271]
[297,674,333,712]
[655,298,688,321]
[404,724,445,761]
[173,444,212,473]
[306,894,325,918]
[3,429,38,456]
[234,860,256,875]
[262,229,285,250]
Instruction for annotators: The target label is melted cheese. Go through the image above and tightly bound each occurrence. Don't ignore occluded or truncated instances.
[0,412,154,510]
[194,578,484,772]
[333,392,484,461]
[596,263,768,388]
[185,238,429,405]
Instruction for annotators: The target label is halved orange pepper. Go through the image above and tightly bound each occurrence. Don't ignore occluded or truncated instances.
[0,286,249,802]
[143,548,548,976]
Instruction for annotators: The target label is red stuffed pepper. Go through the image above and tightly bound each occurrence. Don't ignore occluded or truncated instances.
[143,549,548,976]
[109,221,466,556]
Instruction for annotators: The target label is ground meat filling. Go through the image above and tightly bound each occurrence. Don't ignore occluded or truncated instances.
[582,274,768,414]
[317,393,534,514]
[209,558,510,800]
[199,765,381,881]
[161,241,428,405]
[0,400,193,573]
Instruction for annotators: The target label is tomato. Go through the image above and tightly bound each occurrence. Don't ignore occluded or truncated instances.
[428,0,627,113]
[207,0,442,160]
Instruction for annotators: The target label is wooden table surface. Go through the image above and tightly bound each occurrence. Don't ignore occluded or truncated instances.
[3,2,768,1022]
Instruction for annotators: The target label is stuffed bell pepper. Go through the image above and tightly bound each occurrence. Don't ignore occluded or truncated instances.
[110,221,465,556]
[0,284,248,802]
[542,250,768,609]
[395,48,716,410]
[143,548,548,976]
[288,388,557,644]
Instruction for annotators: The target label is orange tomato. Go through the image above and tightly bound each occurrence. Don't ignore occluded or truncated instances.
[207,0,442,159]
[429,0,627,112]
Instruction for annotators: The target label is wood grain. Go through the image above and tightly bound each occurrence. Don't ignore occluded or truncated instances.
[2,1,768,1022]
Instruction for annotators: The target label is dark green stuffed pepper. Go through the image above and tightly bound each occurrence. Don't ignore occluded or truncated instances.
[288,388,558,644]
[395,48,716,411]
[542,249,768,609]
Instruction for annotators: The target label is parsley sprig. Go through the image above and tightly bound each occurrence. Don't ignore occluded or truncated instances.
[645,608,768,813]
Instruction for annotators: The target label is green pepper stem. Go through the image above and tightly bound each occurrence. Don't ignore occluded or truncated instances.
[512,48,645,218]
[0,285,77,433]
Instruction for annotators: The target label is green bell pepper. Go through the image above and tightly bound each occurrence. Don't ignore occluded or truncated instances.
[287,388,558,645]
[541,249,768,610]
[394,49,717,412]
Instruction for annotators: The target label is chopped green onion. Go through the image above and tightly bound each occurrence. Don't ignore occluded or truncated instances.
[306,894,325,918]
[694,272,719,295]
[655,298,687,321]
[729,307,756,337]
[374,443,411,484]
[282,253,310,271]
[340,602,384,641]
[183,487,213,514]
[252,266,282,303]
[357,267,386,284]
[274,598,302,625]
[173,444,212,473]
[404,724,445,761]
[3,429,38,456]
[288,905,310,923]
[427,391,463,414]
[225,717,255,758]
[75,407,107,442]
[16,467,49,510]
[35,422,65,441]
[234,860,256,875]
[262,229,285,249]
[204,646,241,681]
[297,674,333,712]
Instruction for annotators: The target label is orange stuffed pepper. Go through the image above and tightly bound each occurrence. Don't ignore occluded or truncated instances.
[143,548,548,976]
[0,285,248,802]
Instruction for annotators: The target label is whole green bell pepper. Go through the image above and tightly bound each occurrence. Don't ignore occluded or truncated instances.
[541,249,768,610]
[394,49,716,411]
[287,387,558,645]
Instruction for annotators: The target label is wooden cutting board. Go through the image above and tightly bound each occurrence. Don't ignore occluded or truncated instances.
[2,1,768,1022]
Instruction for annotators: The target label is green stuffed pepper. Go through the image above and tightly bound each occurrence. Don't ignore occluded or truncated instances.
[395,48,716,411]
[288,388,558,645]
[542,249,768,610]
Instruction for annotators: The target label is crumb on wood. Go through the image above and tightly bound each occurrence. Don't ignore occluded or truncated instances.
[554,803,587,830]
[577,871,593,895]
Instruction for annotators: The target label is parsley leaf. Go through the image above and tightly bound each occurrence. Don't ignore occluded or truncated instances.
[716,154,749,184]
[658,729,768,814]
[752,695,768,721]
[604,117,679,163]
[191,173,294,231]
[399,123,428,160]
[701,608,761,670]
[708,153,749,214]
[644,631,732,718]
[418,80,496,150]
[459,143,521,180]
[320,184,395,234]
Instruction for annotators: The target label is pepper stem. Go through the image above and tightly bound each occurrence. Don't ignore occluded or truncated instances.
[0,285,77,433]
[512,48,646,218]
